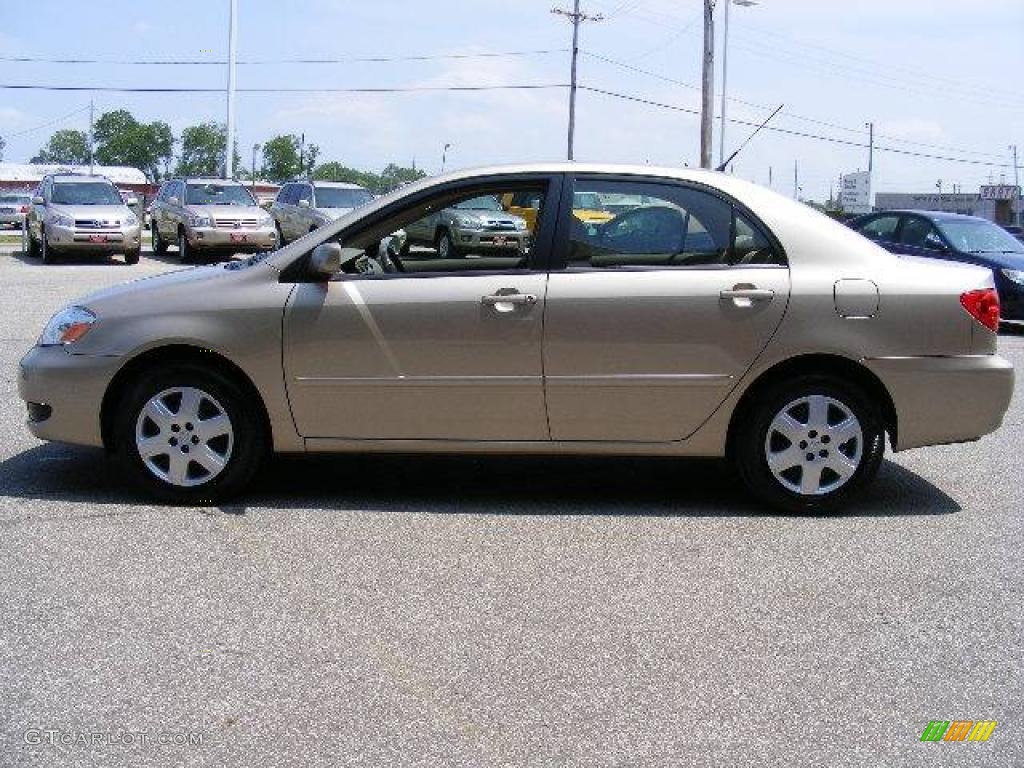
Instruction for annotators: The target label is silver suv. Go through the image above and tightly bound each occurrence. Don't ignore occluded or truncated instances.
[403,194,529,258]
[24,174,142,265]
[270,181,374,244]
[150,178,277,262]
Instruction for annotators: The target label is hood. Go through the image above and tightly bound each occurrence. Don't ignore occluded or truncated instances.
[956,250,1024,270]
[185,204,266,219]
[51,203,133,223]
[74,264,228,310]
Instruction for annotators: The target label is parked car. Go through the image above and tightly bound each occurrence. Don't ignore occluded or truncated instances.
[270,180,374,244]
[149,178,277,263]
[24,173,142,264]
[0,191,32,229]
[19,164,1013,511]
[850,210,1024,327]
[403,193,529,257]
[1002,224,1024,244]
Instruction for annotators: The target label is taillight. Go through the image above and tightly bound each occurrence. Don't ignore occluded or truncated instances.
[19,205,28,213]
[960,288,1000,332]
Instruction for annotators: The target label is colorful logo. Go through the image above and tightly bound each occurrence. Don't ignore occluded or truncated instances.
[920,721,997,742]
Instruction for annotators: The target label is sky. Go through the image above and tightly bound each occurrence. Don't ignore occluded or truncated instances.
[0,0,1021,201]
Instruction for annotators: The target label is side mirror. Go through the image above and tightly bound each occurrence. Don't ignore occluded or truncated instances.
[125,195,139,207]
[32,196,44,205]
[167,196,180,207]
[298,199,311,208]
[309,242,342,278]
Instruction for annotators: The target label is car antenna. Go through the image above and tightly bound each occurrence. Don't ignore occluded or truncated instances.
[716,103,784,173]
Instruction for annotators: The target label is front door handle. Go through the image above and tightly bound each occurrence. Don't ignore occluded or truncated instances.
[720,285,775,305]
[481,290,538,311]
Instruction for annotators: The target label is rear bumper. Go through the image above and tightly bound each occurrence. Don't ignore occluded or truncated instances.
[864,354,1014,451]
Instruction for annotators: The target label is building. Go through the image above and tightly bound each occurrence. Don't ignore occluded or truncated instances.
[875,185,1022,226]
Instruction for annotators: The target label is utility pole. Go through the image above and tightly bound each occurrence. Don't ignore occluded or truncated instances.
[251,143,260,191]
[866,121,874,174]
[793,160,799,199]
[718,0,757,168]
[768,165,772,188]
[224,0,237,179]
[552,1,603,161]
[441,143,452,173]
[88,99,95,175]
[299,132,305,177]
[1012,144,1021,225]
[700,0,716,168]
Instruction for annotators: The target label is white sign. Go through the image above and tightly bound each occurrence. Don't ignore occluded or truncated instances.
[980,185,1020,201]
[840,171,873,214]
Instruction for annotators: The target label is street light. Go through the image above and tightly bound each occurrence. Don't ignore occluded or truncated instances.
[251,143,261,191]
[719,0,758,169]
[441,143,452,173]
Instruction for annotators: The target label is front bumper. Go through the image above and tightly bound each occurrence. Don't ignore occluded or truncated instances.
[864,354,1014,451]
[452,227,529,251]
[47,223,142,252]
[0,212,26,227]
[187,225,277,252]
[18,346,122,448]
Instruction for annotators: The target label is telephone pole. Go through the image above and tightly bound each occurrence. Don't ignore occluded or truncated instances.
[866,121,874,174]
[793,160,799,199]
[700,0,716,168]
[224,0,238,179]
[552,2,603,160]
[1012,145,1020,225]
[88,99,95,175]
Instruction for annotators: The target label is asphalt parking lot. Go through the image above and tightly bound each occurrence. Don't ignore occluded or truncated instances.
[0,243,1021,767]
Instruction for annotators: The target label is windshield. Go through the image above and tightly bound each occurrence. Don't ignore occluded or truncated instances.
[0,194,30,204]
[185,183,256,206]
[452,195,502,211]
[315,186,373,209]
[51,182,122,206]
[937,218,1024,254]
[573,192,605,210]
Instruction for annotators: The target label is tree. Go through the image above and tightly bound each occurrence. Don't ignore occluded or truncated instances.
[313,162,379,190]
[261,134,320,182]
[31,129,90,165]
[0,134,5,162]
[176,122,225,177]
[93,109,174,180]
[378,163,427,193]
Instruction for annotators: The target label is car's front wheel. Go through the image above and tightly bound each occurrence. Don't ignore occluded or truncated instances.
[437,229,459,259]
[40,227,56,264]
[115,364,266,504]
[733,375,884,513]
[151,221,167,254]
[178,229,192,263]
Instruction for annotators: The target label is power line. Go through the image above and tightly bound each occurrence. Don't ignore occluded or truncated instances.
[580,49,1012,161]
[3,104,91,138]
[0,82,569,94]
[0,49,568,66]
[578,86,1024,170]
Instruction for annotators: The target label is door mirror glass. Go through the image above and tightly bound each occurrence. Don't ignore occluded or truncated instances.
[32,196,44,205]
[310,242,342,277]
[167,196,180,207]
[298,199,310,208]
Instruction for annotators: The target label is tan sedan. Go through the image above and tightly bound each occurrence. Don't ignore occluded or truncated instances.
[18,164,1014,512]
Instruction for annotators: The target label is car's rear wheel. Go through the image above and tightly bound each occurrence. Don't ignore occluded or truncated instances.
[733,375,884,513]
[115,364,266,504]
[151,221,167,254]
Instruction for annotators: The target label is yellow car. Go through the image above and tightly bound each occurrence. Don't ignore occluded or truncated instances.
[501,190,614,233]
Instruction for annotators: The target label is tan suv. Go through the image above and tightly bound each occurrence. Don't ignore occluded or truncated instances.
[24,173,142,264]
[150,178,277,262]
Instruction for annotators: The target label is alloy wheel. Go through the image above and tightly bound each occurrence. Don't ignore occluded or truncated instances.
[134,386,234,487]
[764,394,863,496]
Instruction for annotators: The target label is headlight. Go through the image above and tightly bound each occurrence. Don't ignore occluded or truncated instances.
[50,213,73,228]
[39,306,97,347]
[1002,269,1024,285]
[514,219,527,231]
[454,215,481,230]
[122,213,138,226]
[187,213,213,228]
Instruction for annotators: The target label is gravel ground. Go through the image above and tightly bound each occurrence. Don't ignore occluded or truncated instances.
[0,245,1021,767]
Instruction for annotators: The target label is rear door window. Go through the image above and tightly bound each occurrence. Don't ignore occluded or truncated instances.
[858,215,900,243]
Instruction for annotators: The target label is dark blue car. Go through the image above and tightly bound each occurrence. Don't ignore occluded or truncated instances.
[850,210,1024,326]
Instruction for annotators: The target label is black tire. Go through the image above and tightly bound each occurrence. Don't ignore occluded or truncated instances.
[151,221,168,254]
[27,226,40,257]
[124,247,141,265]
[275,223,286,247]
[114,363,267,505]
[177,228,192,264]
[732,375,884,514]
[40,227,56,264]
[437,229,459,258]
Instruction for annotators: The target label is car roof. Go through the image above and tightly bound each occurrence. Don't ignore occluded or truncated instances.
[176,177,248,186]
[875,209,989,223]
[310,181,369,190]
[51,174,113,184]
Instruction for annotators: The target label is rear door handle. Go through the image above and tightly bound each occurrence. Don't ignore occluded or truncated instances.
[719,287,775,303]
[481,291,538,308]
